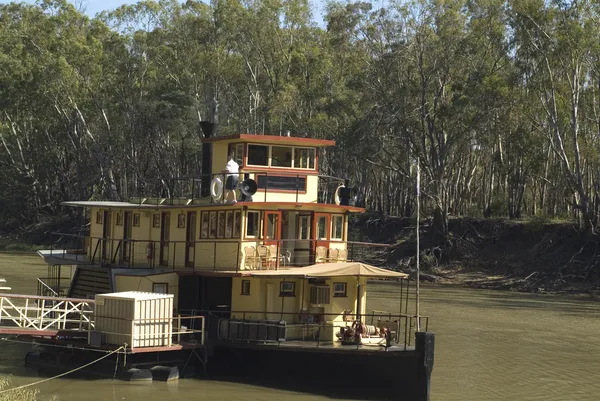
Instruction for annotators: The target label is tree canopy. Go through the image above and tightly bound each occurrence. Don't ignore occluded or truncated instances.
[2,0,600,241]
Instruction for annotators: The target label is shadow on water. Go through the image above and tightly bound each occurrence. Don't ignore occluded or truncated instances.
[0,340,127,382]
[2,361,398,400]
[202,375,398,401]
[0,339,398,400]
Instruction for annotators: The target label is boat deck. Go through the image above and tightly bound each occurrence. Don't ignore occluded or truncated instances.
[214,339,416,354]
[0,326,61,337]
[0,330,206,355]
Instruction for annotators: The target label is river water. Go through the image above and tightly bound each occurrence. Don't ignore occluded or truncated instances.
[1,252,600,400]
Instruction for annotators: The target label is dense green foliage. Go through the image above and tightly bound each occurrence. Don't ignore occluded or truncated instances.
[2,0,600,240]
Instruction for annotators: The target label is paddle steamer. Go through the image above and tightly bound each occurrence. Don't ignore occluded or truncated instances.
[1,123,434,400]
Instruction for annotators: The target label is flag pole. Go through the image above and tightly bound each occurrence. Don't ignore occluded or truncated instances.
[416,157,421,332]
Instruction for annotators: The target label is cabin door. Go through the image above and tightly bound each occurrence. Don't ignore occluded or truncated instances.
[263,211,282,268]
[159,212,170,266]
[295,213,312,266]
[263,211,282,246]
[185,212,197,267]
[101,211,112,261]
[313,213,331,262]
[122,211,132,263]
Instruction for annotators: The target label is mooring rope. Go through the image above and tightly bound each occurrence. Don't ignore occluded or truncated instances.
[112,350,120,380]
[180,349,195,376]
[0,345,126,394]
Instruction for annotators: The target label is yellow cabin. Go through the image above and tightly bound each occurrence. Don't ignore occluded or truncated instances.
[39,128,405,344]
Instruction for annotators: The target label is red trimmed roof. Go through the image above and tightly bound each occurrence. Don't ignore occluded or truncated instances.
[201,133,335,147]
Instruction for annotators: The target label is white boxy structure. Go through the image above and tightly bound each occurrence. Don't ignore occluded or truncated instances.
[94,291,174,348]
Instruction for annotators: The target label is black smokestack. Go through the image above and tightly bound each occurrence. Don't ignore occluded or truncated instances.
[200,122,217,198]
[199,121,217,138]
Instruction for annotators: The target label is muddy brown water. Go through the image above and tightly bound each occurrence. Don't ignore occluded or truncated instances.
[1,252,600,400]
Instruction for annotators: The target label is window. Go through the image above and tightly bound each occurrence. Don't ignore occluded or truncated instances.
[229,143,244,166]
[309,286,331,304]
[280,281,296,297]
[316,216,327,240]
[333,282,347,297]
[331,215,344,240]
[294,148,315,169]
[209,212,217,238]
[200,212,210,238]
[133,213,140,227]
[116,212,123,226]
[247,144,269,166]
[225,211,233,238]
[271,146,293,167]
[265,213,279,241]
[153,214,160,228]
[241,280,251,295]
[247,144,316,170]
[297,215,311,240]
[213,211,241,239]
[177,214,185,228]
[246,211,260,237]
[217,211,226,238]
[233,211,241,238]
[153,283,168,294]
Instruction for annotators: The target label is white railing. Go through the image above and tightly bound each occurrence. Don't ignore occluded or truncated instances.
[97,315,205,350]
[0,293,94,332]
[0,278,10,292]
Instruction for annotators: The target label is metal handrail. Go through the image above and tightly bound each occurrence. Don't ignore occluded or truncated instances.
[47,232,393,272]
[123,171,348,206]
[94,315,206,349]
[37,278,58,297]
[198,309,429,350]
[0,292,95,303]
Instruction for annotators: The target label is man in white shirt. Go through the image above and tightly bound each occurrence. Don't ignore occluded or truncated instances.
[223,153,239,203]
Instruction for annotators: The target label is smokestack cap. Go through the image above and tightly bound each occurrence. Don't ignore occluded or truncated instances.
[200,121,218,138]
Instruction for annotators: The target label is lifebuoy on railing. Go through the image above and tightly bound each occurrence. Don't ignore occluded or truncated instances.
[334,184,344,205]
[210,177,223,202]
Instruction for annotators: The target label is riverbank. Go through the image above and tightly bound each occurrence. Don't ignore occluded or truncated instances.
[351,214,600,296]
[430,268,600,297]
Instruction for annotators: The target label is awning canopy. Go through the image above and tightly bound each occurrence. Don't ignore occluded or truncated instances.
[250,262,408,279]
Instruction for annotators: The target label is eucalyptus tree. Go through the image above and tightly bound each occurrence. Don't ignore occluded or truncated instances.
[510,0,600,231]
[0,0,115,221]
[321,2,398,213]
[399,0,474,243]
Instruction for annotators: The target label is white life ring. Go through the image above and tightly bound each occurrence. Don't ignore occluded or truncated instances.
[210,177,223,201]
[334,185,344,205]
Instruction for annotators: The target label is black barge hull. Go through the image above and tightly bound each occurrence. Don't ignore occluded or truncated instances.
[23,332,434,401]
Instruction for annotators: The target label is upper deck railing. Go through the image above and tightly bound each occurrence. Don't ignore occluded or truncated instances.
[46,232,393,272]
[123,172,354,206]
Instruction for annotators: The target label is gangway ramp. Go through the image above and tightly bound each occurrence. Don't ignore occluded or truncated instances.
[0,293,94,336]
